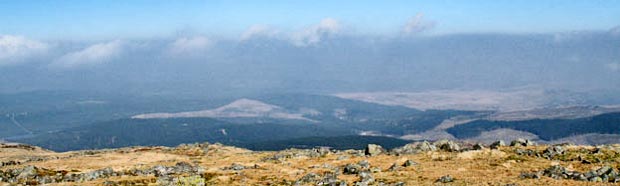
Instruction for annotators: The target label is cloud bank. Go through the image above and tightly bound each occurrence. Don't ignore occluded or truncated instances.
[290,18,342,46]
[0,35,48,66]
[402,13,436,35]
[52,40,124,68]
[167,36,212,57]
[240,25,280,41]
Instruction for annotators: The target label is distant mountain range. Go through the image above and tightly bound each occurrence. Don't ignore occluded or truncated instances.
[3,90,620,151]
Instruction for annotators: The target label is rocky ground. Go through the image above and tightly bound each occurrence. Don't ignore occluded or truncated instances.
[1,139,620,186]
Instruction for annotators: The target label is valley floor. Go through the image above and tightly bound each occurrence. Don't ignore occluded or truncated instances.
[1,141,620,185]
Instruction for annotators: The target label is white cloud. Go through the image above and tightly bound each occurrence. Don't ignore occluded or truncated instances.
[240,25,280,41]
[606,63,620,72]
[53,40,123,68]
[0,35,48,66]
[402,13,436,35]
[290,18,342,46]
[168,36,212,56]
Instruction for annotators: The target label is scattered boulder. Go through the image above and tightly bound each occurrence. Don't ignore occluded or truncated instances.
[357,160,370,169]
[490,140,506,149]
[434,140,461,152]
[436,175,454,183]
[337,155,349,160]
[343,164,362,175]
[317,172,346,186]
[223,163,247,171]
[522,165,620,183]
[391,141,437,155]
[387,163,401,172]
[473,143,486,150]
[0,161,20,167]
[514,148,538,156]
[510,138,536,147]
[402,160,417,167]
[355,171,374,186]
[365,144,385,156]
[542,145,565,159]
[297,173,321,184]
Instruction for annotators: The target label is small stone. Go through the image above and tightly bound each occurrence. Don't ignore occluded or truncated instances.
[595,165,613,177]
[358,160,370,169]
[343,164,362,175]
[491,140,506,149]
[473,143,485,150]
[337,155,349,160]
[402,160,417,167]
[297,172,321,183]
[520,172,541,179]
[388,163,401,172]
[436,175,454,183]
[231,163,245,171]
[589,176,603,182]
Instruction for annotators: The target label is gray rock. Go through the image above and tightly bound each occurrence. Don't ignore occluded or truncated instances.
[370,167,381,173]
[358,160,370,169]
[511,138,536,147]
[595,165,613,177]
[473,143,485,150]
[297,173,321,184]
[365,144,385,156]
[355,171,374,186]
[316,172,345,186]
[434,140,461,152]
[543,165,568,179]
[542,145,564,159]
[402,160,417,167]
[337,155,349,160]
[490,140,506,149]
[520,172,542,179]
[227,163,246,171]
[16,165,37,180]
[0,160,20,167]
[436,175,454,183]
[387,163,401,172]
[343,164,362,175]
[391,141,437,155]
[589,176,603,182]
[83,167,114,181]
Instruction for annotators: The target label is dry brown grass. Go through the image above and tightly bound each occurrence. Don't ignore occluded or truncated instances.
[2,144,620,186]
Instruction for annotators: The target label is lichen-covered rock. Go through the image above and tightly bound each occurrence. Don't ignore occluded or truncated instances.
[343,164,362,175]
[542,145,565,159]
[402,160,417,167]
[355,171,374,186]
[434,140,461,152]
[511,138,536,147]
[490,140,506,149]
[391,141,437,155]
[436,175,454,183]
[473,143,485,150]
[357,160,370,169]
[365,144,385,156]
[522,165,620,183]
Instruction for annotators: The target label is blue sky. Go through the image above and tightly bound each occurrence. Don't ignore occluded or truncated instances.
[1,0,619,40]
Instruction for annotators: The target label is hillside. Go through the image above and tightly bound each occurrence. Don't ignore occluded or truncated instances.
[2,140,620,185]
[447,112,620,141]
